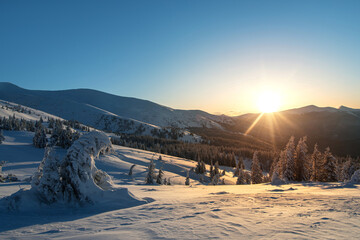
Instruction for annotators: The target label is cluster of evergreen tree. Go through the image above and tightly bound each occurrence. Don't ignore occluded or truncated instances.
[111,133,275,171]
[271,136,360,183]
[145,157,170,185]
[1,103,33,115]
[0,115,36,132]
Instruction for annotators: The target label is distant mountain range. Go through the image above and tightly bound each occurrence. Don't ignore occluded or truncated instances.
[0,82,232,140]
[1,82,359,156]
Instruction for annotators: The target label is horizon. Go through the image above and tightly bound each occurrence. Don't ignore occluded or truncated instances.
[1,1,359,114]
[0,81,357,116]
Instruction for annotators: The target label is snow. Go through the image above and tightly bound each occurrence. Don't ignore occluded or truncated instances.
[1,130,360,239]
[0,99,64,122]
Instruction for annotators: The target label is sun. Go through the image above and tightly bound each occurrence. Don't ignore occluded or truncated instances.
[257,90,281,113]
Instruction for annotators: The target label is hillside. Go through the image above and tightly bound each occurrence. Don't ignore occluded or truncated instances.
[0,82,232,131]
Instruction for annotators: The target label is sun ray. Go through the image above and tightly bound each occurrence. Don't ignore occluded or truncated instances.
[245,112,264,136]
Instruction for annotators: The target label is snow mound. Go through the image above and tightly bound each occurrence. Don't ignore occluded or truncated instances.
[0,131,147,211]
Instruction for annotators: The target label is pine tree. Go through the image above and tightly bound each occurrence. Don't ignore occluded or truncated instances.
[310,144,322,181]
[145,159,156,184]
[251,151,263,184]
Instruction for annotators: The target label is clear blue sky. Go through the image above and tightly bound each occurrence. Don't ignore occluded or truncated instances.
[1,0,359,114]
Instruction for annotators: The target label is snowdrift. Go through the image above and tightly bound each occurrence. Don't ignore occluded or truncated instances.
[0,131,147,212]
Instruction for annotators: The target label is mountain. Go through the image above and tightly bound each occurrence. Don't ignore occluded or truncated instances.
[231,106,360,156]
[0,82,232,136]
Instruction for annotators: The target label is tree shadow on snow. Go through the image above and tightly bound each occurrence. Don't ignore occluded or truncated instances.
[0,188,152,233]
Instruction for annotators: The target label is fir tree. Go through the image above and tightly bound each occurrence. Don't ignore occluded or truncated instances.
[145,159,156,184]
[185,170,190,185]
[310,144,322,181]
[234,161,240,177]
[294,136,308,181]
[251,151,263,184]
[280,136,296,182]
[0,129,5,144]
[320,147,337,182]
[33,125,47,148]
[36,149,61,203]
[129,164,136,176]
[236,167,246,185]
[156,167,164,184]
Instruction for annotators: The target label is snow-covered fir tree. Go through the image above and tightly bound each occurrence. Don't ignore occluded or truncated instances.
[33,125,47,148]
[209,161,214,180]
[129,164,136,176]
[59,131,113,203]
[340,157,357,182]
[236,167,246,185]
[156,167,164,184]
[36,149,61,203]
[320,147,337,182]
[294,136,308,181]
[280,136,296,182]
[145,159,156,184]
[214,161,220,176]
[0,129,5,144]
[310,143,322,181]
[234,161,240,177]
[185,170,190,185]
[195,155,206,174]
[251,151,263,184]
[350,169,360,183]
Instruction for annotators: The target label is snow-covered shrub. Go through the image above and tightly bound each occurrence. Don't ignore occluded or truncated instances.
[350,170,360,184]
[271,171,285,185]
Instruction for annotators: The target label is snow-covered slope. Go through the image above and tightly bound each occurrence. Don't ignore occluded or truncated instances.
[0,99,64,122]
[1,130,360,239]
[0,98,201,142]
[0,82,233,130]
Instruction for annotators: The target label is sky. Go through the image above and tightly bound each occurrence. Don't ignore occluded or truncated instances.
[1,0,359,115]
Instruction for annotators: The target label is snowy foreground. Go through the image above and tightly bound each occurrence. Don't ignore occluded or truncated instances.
[1,131,360,239]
